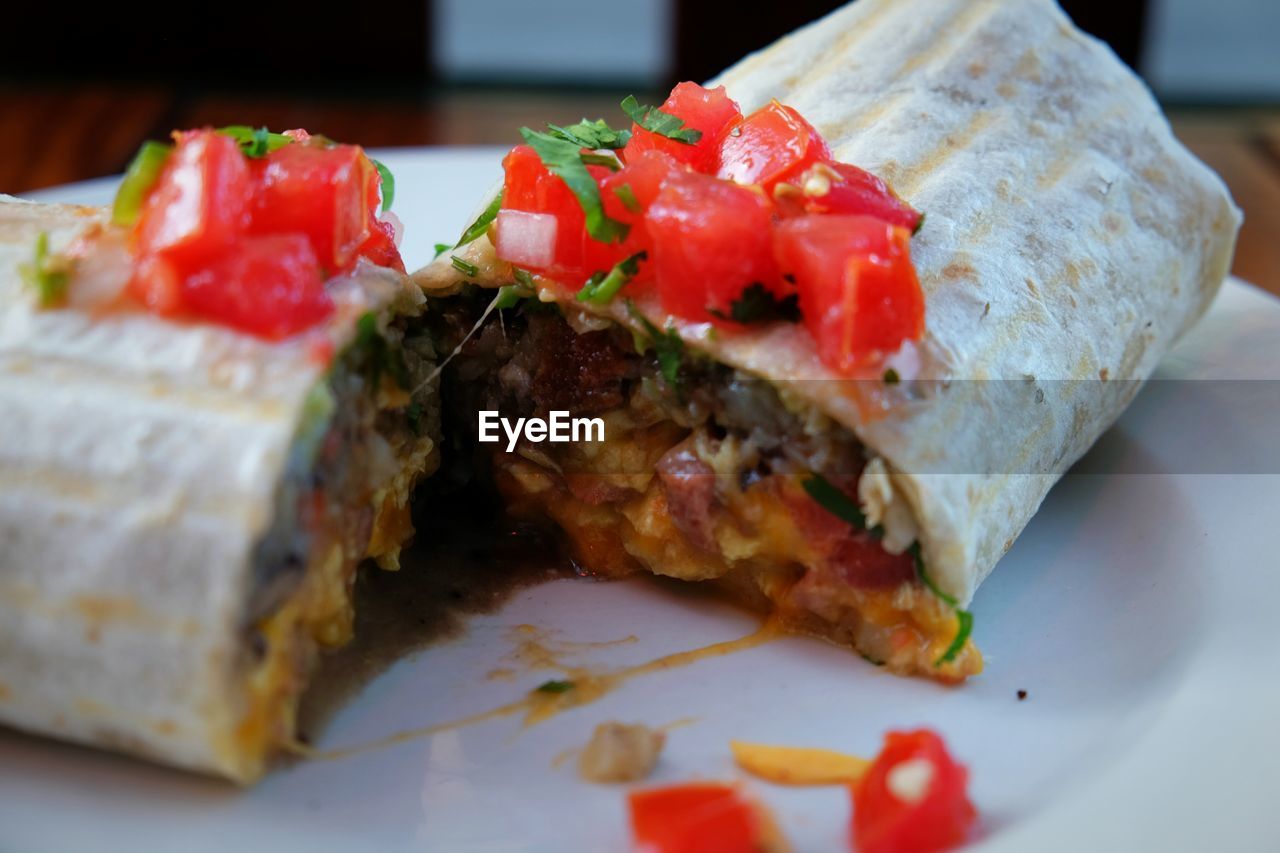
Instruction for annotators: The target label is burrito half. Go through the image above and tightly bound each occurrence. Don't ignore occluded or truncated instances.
[416,0,1240,679]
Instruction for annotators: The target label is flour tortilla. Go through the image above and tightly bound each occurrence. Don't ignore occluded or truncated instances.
[0,197,425,781]
[423,0,1240,605]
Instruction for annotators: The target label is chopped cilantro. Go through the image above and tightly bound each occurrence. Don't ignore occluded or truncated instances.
[520,127,629,244]
[19,231,70,307]
[937,610,974,665]
[513,268,536,289]
[494,284,532,310]
[709,283,801,324]
[371,159,395,211]
[614,183,640,213]
[912,212,926,236]
[621,95,702,144]
[908,542,973,666]
[580,151,622,171]
[535,679,575,694]
[216,125,291,158]
[544,118,630,150]
[406,402,423,435]
[111,141,172,227]
[802,474,869,531]
[451,256,479,278]
[626,301,684,390]
[353,312,409,391]
[883,368,901,385]
[577,251,646,304]
[433,243,451,258]
[456,191,503,248]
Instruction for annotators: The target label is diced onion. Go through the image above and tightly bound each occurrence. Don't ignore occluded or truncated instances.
[494,209,557,269]
[380,210,405,248]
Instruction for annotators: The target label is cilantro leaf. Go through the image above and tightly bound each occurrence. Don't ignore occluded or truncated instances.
[371,158,395,211]
[216,125,291,158]
[577,251,646,304]
[19,231,69,307]
[709,283,801,324]
[456,190,503,248]
[545,118,630,150]
[520,127,629,244]
[354,312,409,391]
[908,542,974,666]
[626,301,684,390]
[802,474,869,531]
[580,151,622,171]
[613,183,640,213]
[451,256,479,278]
[433,243,451,258]
[936,609,974,665]
[535,679,575,694]
[621,95,702,144]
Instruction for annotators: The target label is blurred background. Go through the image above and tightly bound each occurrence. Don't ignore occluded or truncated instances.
[2,0,1276,292]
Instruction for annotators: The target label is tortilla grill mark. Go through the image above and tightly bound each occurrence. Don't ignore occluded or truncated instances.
[778,0,901,92]
[891,110,996,200]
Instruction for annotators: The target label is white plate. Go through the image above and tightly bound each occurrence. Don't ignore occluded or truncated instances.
[5,149,1279,852]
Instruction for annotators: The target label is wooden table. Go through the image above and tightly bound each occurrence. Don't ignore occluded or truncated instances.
[2,84,1275,296]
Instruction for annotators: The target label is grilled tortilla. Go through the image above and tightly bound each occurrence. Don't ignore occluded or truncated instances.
[416,0,1240,677]
[0,197,440,781]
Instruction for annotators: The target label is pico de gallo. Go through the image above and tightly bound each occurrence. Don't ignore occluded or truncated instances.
[105,126,402,340]
[851,729,977,853]
[486,82,925,374]
[625,730,973,853]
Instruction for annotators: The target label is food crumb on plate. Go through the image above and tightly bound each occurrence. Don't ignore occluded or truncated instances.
[578,721,665,783]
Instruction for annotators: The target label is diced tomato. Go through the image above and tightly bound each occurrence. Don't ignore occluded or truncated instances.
[126,253,185,316]
[179,234,331,340]
[132,131,251,268]
[622,82,742,172]
[852,730,977,853]
[629,783,762,853]
[716,101,832,191]
[359,216,405,272]
[645,169,780,321]
[774,215,924,373]
[249,142,379,273]
[800,163,922,232]
[599,149,684,226]
[783,477,916,588]
[498,144,624,283]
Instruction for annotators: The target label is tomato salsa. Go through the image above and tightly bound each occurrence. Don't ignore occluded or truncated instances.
[111,127,402,340]
[490,82,925,374]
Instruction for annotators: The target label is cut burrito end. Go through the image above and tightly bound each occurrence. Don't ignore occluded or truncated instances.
[0,128,440,781]
[416,0,1239,681]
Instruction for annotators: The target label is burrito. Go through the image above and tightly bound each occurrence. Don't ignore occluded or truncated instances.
[416,0,1240,679]
[0,128,440,780]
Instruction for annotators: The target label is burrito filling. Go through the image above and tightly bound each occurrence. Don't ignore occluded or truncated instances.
[424,84,976,679]
[432,294,977,680]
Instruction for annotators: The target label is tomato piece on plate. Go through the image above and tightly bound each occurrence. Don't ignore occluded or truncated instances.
[249,142,377,273]
[497,144,623,283]
[622,82,742,172]
[359,216,405,273]
[773,215,924,372]
[716,101,832,190]
[802,163,922,232]
[645,169,779,321]
[629,783,762,853]
[852,729,977,853]
[180,233,331,340]
[132,130,250,268]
